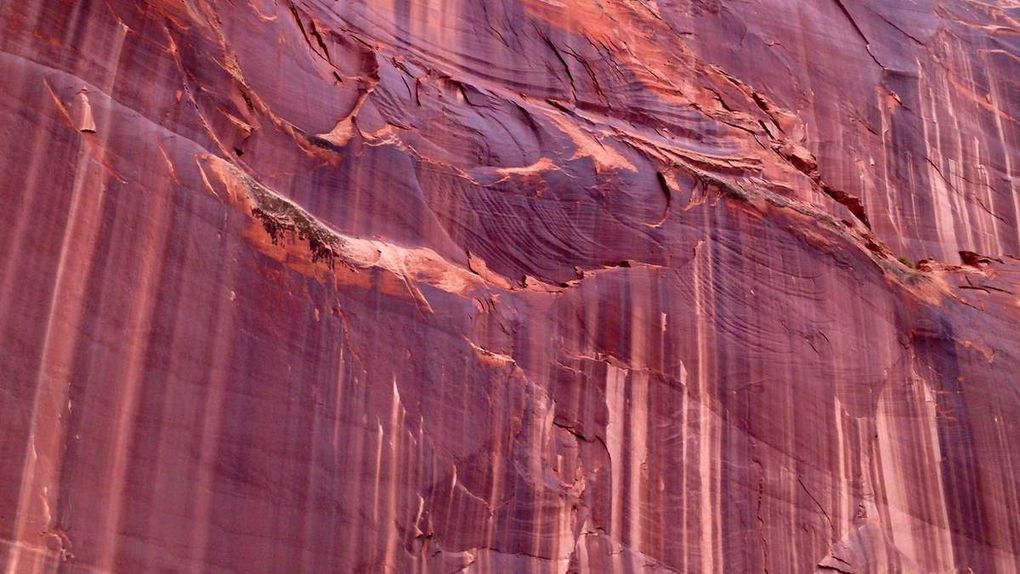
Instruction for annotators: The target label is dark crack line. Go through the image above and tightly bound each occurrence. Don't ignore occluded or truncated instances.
[797,476,834,530]
[832,0,887,69]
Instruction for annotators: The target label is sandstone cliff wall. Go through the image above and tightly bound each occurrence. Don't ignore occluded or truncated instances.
[0,1,1018,572]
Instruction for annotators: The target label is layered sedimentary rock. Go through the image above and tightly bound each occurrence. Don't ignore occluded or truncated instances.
[1,0,1018,572]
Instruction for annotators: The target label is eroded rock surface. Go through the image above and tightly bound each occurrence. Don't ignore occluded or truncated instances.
[0,0,1017,572]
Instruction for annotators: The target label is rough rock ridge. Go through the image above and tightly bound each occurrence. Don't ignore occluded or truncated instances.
[0,0,1018,572]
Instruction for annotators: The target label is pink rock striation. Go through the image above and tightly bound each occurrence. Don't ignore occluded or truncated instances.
[0,0,1018,572]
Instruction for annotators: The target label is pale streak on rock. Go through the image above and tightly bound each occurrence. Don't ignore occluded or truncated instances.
[5,93,112,574]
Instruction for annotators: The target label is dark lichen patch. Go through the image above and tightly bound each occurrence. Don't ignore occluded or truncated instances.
[228,165,346,269]
[250,204,342,268]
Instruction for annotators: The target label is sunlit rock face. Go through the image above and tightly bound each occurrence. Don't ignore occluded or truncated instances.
[0,0,1017,572]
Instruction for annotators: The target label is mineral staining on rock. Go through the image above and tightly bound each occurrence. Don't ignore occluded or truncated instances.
[0,0,1017,572]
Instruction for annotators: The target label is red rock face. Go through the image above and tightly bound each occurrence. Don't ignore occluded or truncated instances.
[1,0,1018,572]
